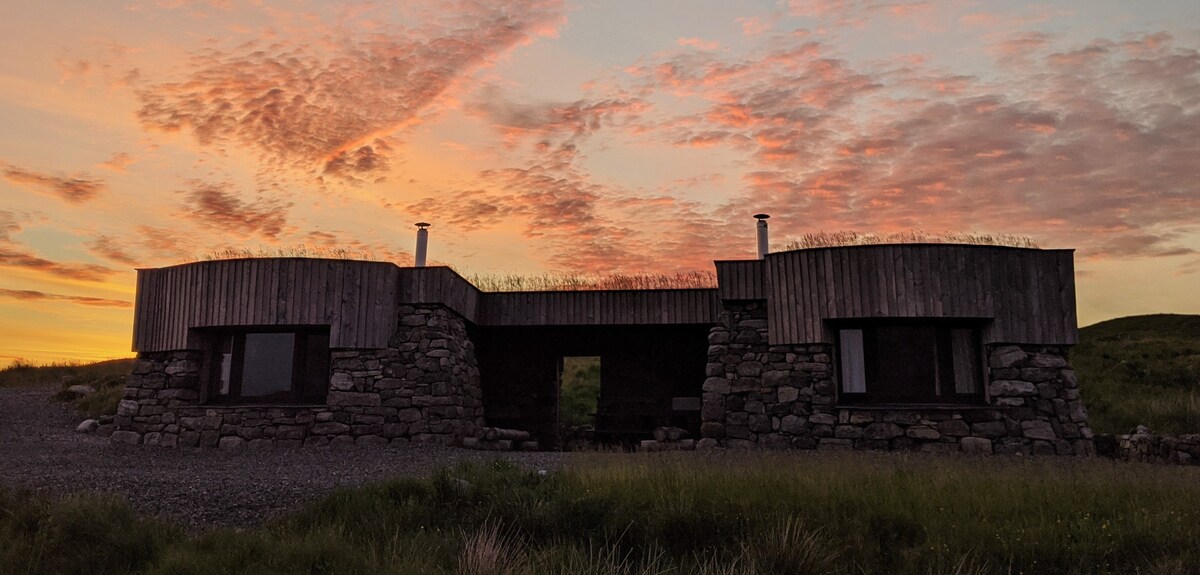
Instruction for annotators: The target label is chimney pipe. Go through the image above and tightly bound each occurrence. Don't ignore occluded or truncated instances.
[414,222,430,267]
[754,214,770,259]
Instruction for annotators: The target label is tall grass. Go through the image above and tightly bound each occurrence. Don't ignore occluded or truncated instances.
[4,455,1198,574]
[197,245,390,262]
[466,271,717,292]
[781,231,1038,251]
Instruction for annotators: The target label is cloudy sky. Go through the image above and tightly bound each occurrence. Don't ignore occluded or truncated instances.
[1,0,1198,365]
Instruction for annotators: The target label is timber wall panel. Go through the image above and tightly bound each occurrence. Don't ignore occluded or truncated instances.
[479,289,718,326]
[715,260,765,300]
[133,259,400,352]
[763,245,1077,346]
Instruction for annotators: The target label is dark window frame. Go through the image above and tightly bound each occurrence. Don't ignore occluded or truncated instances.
[201,326,330,405]
[833,319,986,406]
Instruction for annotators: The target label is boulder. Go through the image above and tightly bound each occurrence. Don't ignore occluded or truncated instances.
[863,422,904,440]
[75,419,99,433]
[906,426,941,440]
[1022,420,1057,441]
[989,380,1037,397]
[959,437,993,455]
[66,384,96,396]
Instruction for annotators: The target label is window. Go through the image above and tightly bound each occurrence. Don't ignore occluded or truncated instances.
[836,321,982,404]
[206,328,330,404]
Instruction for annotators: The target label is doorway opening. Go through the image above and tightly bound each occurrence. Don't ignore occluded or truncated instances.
[558,356,600,450]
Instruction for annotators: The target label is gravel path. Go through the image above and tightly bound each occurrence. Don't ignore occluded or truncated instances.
[0,386,565,529]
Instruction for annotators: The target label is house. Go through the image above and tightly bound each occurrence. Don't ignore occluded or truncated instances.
[116,223,1092,455]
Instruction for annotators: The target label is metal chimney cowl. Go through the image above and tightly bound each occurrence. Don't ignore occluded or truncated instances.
[415,222,430,267]
[754,214,770,259]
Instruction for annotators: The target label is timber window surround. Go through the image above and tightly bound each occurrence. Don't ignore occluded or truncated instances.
[836,321,983,404]
[205,327,330,404]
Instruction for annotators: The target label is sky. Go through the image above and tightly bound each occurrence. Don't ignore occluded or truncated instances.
[1,0,1198,366]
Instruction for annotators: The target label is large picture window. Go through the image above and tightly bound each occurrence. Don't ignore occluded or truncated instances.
[837,321,982,404]
[206,328,330,404]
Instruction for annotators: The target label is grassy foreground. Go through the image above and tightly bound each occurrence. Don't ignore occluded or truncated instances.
[3,454,1199,575]
[1074,314,1200,435]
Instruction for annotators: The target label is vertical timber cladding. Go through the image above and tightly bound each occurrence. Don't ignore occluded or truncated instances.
[395,266,482,323]
[131,258,401,352]
[763,245,1078,345]
[479,289,719,326]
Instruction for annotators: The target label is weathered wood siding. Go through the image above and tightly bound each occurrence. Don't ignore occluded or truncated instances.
[396,267,482,323]
[131,245,1077,351]
[132,259,399,352]
[763,245,1077,345]
[479,289,718,326]
[715,260,765,300]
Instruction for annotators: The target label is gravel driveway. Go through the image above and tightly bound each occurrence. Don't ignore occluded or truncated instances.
[0,386,565,529]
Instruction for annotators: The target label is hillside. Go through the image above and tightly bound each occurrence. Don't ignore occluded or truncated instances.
[0,358,135,418]
[1073,314,1200,434]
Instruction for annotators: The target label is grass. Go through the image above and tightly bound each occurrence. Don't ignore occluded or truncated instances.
[466,271,718,292]
[3,454,1199,575]
[560,357,601,427]
[194,246,720,291]
[0,357,134,418]
[1073,314,1200,435]
[198,245,387,262]
[780,231,1038,251]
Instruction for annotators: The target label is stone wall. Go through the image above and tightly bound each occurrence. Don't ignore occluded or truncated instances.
[700,302,1095,455]
[984,344,1093,456]
[113,304,483,448]
[1096,427,1200,465]
[700,301,836,450]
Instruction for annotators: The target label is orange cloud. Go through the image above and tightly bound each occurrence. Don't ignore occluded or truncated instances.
[2,162,106,203]
[0,211,114,282]
[87,235,140,267]
[0,288,131,308]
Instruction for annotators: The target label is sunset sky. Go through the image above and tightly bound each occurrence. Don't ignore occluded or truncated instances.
[1,0,1198,366]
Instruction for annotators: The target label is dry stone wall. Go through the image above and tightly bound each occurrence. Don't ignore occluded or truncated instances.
[113,305,483,448]
[700,302,1095,455]
[1096,427,1200,465]
[699,301,835,450]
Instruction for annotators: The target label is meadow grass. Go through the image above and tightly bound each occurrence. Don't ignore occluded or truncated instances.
[1074,315,1200,434]
[3,453,1198,575]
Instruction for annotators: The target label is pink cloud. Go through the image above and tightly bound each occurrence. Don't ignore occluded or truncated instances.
[136,1,565,183]
[607,32,1200,260]
[178,181,290,240]
[677,37,721,51]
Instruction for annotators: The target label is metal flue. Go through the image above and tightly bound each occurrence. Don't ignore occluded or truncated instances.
[754,214,770,259]
[415,222,430,267]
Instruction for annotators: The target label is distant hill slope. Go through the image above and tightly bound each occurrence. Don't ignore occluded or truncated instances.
[1074,314,1200,435]
[1079,314,1200,341]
